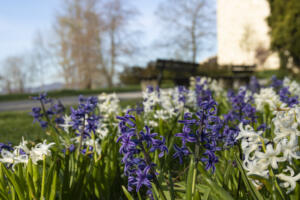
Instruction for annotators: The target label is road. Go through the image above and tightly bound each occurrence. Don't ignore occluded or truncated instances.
[0,91,142,112]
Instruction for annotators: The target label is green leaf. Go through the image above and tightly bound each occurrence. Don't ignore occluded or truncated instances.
[26,158,37,199]
[151,183,161,200]
[26,173,37,199]
[1,163,25,200]
[40,155,46,200]
[186,158,195,200]
[44,159,58,200]
[196,184,210,200]
[204,177,234,200]
[62,153,70,199]
[121,186,134,200]
[0,164,7,193]
[168,171,175,200]
[202,188,210,200]
[49,168,57,200]
[0,190,8,200]
[137,191,142,200]
[248,174,272,193]
[32,163,40,195]
[223,161,233,185]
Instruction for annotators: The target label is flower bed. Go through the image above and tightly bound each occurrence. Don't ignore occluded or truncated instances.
[0,76,299,199]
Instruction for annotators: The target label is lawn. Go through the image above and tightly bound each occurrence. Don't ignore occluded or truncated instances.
[0,99,141,144]
[0,111,46,144]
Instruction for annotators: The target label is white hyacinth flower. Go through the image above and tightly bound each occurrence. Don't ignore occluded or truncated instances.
[148,120,158,128]
[236,124,263,142]
[273,109,300,142]
[237,105,300,193]
[186,90,197,109]
[0,149,15,164]
[143,87,160,113]
[243,159,269,178]
[279,136,300,164]
[154,110,170,120]
[30,140,55,164]
[283,77,300,97]
[255,144,285,169]
[237,124,265,160]
[276,166,300,194]
[98,93,120,118]
[0,149,28,167]
[60,114,72,133]
[210,79,225,97]
[14,137,30,154]
[96,123,109,139]
[254,88,284,112]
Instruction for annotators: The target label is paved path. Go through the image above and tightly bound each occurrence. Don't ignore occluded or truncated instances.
[0,91,142,112]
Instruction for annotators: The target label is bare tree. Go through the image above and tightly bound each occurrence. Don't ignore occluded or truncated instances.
[99,0,138,87]
[155,0,215,63]
[53,0,139,89]
[53,0,138,89]
[54,0,104,89]
[32,32,51,88]
[255,45,271,66]
[1,55,29,93]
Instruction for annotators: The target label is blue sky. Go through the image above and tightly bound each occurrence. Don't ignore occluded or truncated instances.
[0,0,216,86]
[0,0,60,60]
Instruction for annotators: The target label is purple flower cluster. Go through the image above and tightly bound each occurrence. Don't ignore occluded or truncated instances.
[30,93,65,128]
[224,88,256,125]
[117,111,168,193]
[271,75,283,89]
[177,86,188,104]
[31,107,47,128]
[195,77,213,109]
[270,76,299,107]
[70,96,99,138]
[248,76,261,93]
[223,88,257,146]
[62,144,76,154]
[174,94,222,172]
[31,92,51,103]
[0,143,13,153]
[279,87,299,107]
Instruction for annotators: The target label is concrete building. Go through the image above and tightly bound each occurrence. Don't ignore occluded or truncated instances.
[217,0,280,70]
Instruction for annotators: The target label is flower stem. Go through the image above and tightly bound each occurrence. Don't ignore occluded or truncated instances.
[78,115,86,157]
[40,155,46,200]
[40,100,60,145]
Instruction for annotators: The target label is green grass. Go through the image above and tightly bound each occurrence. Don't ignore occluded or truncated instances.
[0,85,141,102]
[254,69,290,79]
[0,111,46,144]
[0,99,142,144]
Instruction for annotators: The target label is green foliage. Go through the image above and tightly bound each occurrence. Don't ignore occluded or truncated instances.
[119,65,159,85]
[267,0,300,67]
[254,69,290,79]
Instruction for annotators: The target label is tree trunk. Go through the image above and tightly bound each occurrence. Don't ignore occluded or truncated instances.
[106,75,113,88]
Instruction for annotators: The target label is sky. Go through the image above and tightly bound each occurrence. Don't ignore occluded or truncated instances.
[0,0,217,87]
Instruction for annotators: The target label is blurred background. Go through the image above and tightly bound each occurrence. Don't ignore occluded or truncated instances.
[0,0,299,95]
[0,0,299,143]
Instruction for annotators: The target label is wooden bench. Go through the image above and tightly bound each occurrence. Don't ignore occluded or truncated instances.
[155,59,199,86]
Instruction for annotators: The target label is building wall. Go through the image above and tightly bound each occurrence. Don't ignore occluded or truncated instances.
[217,0,280,70]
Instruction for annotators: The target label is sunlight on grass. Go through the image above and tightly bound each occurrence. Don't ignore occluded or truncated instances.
[0,98,141,144]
